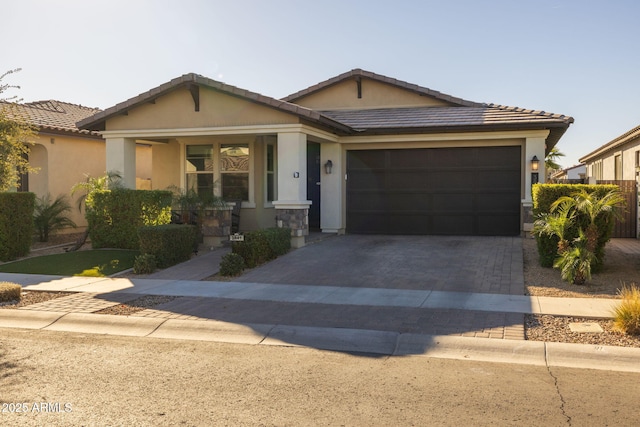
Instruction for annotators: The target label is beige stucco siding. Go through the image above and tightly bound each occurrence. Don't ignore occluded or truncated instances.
[28,133,106,229]
[584,136,640,181]
[107,87,301,131]
[292,78,455,110]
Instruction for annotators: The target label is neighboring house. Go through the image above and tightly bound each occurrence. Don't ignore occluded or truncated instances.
[580,125,640,181]
[1,100,152,231]
[77,69,573,246]
[550,164,586,181]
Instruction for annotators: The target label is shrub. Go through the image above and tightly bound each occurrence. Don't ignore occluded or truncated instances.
[0,192,35,261]
[133,253,157,275]
[613,284,640,335]
[219,252,245,277]
[138,224,197,268]
[87,189,172,249]
[0,281,21,302]
[33,193,76,242]
[232,228,290,268]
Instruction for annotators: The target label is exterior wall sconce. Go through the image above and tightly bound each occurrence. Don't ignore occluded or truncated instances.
[324,160,333,174]
[531,155,539,171]
[531,155,540,185]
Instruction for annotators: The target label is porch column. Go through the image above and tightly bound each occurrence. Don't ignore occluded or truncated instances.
[523,135,547,232]
[273,131,311,248]
[106,137,136,189]
[320,142,344,233]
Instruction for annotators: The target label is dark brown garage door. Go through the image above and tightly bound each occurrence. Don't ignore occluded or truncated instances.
[346,146,521,236]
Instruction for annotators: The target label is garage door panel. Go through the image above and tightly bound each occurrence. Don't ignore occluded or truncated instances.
[432,215,475,235]
[347,147,521,236]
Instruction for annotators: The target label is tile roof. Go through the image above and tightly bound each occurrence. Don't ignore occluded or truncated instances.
[579,124,640,163]
[76,70,573,150]
[77,73,352,134]
[321,105,573,131]
[321,104,573,149]
[282,68,483,107]
[1,100,101,136]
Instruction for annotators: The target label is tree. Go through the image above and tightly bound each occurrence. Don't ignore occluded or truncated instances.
[0,68,37,192]
[545,147,565,180]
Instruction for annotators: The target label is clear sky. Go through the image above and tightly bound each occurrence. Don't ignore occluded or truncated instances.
[3,0,639,168]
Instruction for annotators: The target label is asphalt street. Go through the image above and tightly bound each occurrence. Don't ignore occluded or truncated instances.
[1,328,638,426]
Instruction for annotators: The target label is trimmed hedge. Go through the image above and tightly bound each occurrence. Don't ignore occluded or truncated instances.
[138,224,197,268]
[232,227,291,268]
[0,192,35,261]
[219,252,245,277]
[87,189,172,249]
[532,183,620,269]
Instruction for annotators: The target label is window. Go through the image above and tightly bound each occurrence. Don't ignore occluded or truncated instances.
[220,144,249,201]
[186,145,214,199]
[266,143,276,203]
[615,154,622,180]
[635,150,639,168]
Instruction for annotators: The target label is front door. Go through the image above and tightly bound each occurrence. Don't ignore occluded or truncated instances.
[307,142,321,230]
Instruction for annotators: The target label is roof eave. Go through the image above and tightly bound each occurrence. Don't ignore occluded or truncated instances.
[579,125,640,163]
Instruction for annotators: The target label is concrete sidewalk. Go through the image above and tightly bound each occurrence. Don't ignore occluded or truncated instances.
[1,271,637,373]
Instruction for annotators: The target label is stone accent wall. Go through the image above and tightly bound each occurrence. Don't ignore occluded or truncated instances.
[275,208,309,237]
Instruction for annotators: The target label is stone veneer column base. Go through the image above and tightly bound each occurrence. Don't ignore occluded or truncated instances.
[522,201,534,234]
[273,201,311,248]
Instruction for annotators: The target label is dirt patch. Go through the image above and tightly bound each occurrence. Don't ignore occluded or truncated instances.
[523,237,639,298]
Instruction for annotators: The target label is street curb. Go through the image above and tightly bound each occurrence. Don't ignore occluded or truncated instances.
[1,310,639,372]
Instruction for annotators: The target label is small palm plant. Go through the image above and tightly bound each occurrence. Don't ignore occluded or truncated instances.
[553,230,595,286]
[33,193,76,242]
[535,188,625,285]
[551,189,625,253]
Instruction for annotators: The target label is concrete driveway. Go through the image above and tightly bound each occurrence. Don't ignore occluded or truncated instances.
[236,235,524,295]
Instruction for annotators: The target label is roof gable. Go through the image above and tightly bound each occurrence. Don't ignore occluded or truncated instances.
[282,69,482,110]
[78,73,350,134]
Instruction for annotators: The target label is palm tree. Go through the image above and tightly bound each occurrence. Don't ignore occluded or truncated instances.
[545,147,565,172]
[551,189,625,253]
[33,193,76,242]
[553,229,596,285]
[533,202,575,254]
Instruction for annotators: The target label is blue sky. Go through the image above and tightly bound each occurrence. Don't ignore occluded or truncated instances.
[3,0,639,167]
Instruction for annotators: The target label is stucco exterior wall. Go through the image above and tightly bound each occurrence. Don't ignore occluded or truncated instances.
[583,134,640,181]
[107,87,300,131]
[291,78,455,110]
[28,133,105,229]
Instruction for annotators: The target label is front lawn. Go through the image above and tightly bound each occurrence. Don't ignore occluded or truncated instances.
[0,250,139,277]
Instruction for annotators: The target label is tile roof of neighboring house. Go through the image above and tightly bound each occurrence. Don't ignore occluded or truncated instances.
[282,68,483,107]
[0,100,102,136]
[77,73,352,134]
[579,124,640,163]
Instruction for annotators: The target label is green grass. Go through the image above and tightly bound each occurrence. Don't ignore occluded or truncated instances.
[0,250,139,277]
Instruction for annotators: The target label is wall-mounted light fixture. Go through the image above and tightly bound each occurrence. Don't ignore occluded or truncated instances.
[324,160,333,175]
[531,155,539,171]
[531,155,540,185]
